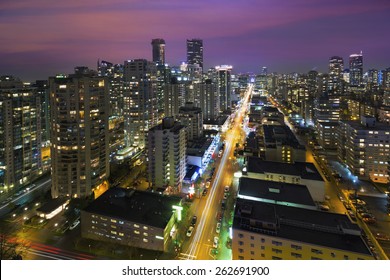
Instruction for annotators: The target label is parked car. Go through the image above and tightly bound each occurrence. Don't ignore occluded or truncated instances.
[347,210,356,221]
[213,236,219,248]
[202,189,208,196]
[216,222,221,234]
[186,226,194,237]
[319,204,330,211]
[69,219,80,230]
[191,215,197,226]
[224,186,229,193]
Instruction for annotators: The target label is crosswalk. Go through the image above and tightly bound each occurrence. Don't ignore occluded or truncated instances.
[177,252,196,260]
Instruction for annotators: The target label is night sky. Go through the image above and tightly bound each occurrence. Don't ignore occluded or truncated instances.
[1,0,390,81]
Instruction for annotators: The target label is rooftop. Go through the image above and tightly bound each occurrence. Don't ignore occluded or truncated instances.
[233,198,371,256]
[83,188,182,229]
[246,156,323,181]
[36,198,69,214]
[341,120,390,131]
[317,121,339,127]
[262,124,305,150]
[187,137,213,157]
[238,177,316,209]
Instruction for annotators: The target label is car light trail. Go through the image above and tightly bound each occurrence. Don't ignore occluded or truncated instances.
[184,85,252,259]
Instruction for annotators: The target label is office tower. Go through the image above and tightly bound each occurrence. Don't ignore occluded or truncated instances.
[49,68,110,198]
[186,39,203,68]
[216,65,233,112]
[0,76,42,193]
[198,79,219,121]
[178,102,203,141]
[123,59,158,149]
[147,117,187,193]
[349,52,363,86]
[337,116,390,184]
[151,38,166,65]
[164,77,186,118]
[328,56,344,95]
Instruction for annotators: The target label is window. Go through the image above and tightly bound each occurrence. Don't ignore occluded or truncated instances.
[261,246,265,250]
[238,233,244,238]
[261,253,265,258]
[272,256,282,260]
[239,249,244,253]
[250,251,255,255]
[311,249,323,255]
[250,236,254,240]
[250,244,254,248]
[311,257,322,260]
[272,248,282,254]
[331,253,336,258]
[291,252,302,258]
[272,240,282,246]
[344,255,349,260]
[238,256,244,260]
[291,244,302,250]
[261,238,265,243]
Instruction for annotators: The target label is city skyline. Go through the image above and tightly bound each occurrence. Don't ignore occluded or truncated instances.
[1,0,390,81]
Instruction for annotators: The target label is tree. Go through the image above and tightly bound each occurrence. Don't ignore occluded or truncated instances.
[0,221,30,260]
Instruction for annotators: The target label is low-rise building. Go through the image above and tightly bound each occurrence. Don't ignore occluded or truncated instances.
[243,156,325,202]
[81,188,182,252]
[261,125,306,163]
[232,198,374,260]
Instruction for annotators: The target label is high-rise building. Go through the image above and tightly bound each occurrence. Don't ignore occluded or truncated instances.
[328,56,344,95]
[151,38,166,65]
[178,102,203,141]
[216,65,233,112]
[147,117,187,193]
[186,39,203,68]
[337,116,390,184]
[198,79,219,121]
[164,77,186,118]
[49,68,110,198]
[349,52,363,86]
[123,59,158,149]
[156,64,171,121]
[0,76,43,193]
[313,93,340,123]
[98,60,124,117]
